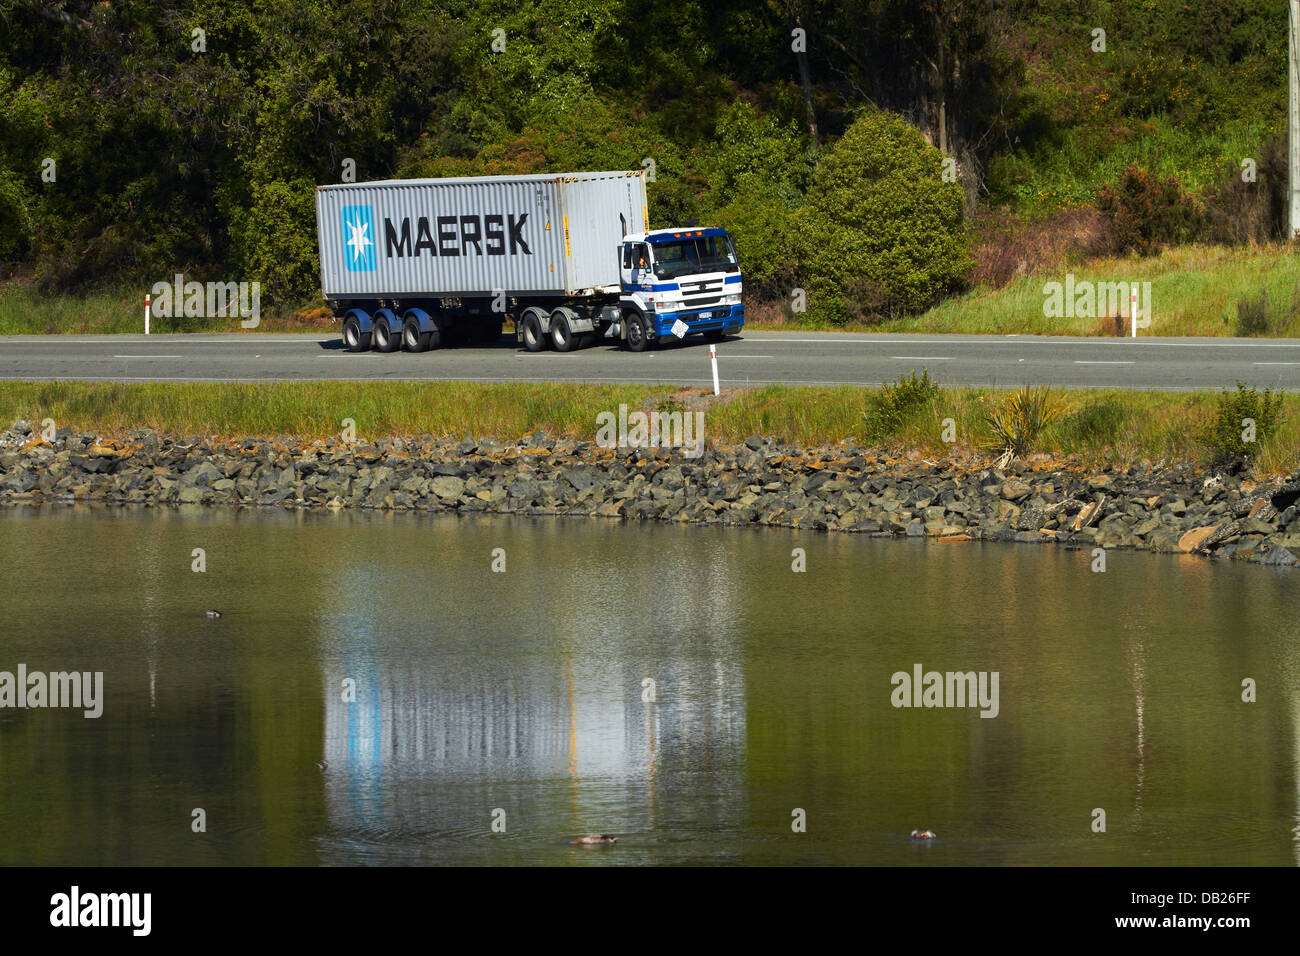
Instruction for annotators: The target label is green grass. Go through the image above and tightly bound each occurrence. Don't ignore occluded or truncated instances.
[750,243,1300,337]
[0,381,664,442]
[0,285,333,334]
[3,380,1297,476]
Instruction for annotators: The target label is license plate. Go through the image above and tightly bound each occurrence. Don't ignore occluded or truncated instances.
[698,311,712,319]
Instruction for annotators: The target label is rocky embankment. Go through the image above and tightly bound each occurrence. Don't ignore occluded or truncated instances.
[2,420,1298,565]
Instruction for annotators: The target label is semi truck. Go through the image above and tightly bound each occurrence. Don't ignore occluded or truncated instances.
[314,169,744,353]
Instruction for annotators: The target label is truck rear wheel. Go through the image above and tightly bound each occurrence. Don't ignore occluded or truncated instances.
[403,316,437,352]
[342,317,371,353]
[521,311,547,352]
[373,318,401,353]
[550,311,577,352]
[624,311,650,352]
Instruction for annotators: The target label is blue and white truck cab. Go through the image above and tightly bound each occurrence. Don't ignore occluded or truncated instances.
[616,228,745,351]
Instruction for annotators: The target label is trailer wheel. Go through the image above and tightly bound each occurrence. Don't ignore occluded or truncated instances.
[342,317,371,353]
[403,316,437,352]
[624,311,650,352]
[373,317,401,353]
[550,311,577,352]
[521,311,547,352]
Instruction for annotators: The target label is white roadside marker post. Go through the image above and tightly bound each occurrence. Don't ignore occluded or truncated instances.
[1130,285,1138,338]
[710,343,720,396]
[145,293,151,335]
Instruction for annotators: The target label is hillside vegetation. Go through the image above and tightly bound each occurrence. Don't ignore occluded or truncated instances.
[0,0,1294,331]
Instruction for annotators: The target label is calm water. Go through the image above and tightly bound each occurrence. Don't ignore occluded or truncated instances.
[0,503,1298,866]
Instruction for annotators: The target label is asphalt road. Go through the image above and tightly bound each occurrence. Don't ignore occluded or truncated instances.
[1,331,1298,391]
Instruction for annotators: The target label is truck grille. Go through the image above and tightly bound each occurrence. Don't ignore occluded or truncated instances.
[679,280,725,308]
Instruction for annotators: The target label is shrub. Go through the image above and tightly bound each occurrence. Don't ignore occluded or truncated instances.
[791,110,973,325]
[1095,164,1202,256]
[1202,383,1283,469]
[983,385,1068,465]
[1231,286,1294,337]
[0,165,32,261]
[227,178,320,306]
[863,369,942,443]
[1056,399,1127,448]
[970,206,1112,289]
[1203,132,1287,246]
[712,171,799,289]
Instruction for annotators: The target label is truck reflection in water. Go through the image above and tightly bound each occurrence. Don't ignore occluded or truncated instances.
[319,521,746,853]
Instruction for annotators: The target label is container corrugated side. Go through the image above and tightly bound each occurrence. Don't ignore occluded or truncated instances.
[317,178,564,298]
[557,171,647,291]
[316,171,644,299]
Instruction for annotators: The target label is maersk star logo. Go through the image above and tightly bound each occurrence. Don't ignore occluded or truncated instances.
[341,205,376,271]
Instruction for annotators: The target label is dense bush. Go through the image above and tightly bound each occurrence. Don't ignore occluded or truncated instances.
[862,369,942,443]
[1202,383,1284,468]
[701,103,810,290]
[1230,286,1297,337]
[1203,133,1287,246]
[1095,165,1203,256]
[227,179,320,305]
[792,111,972,325]
[970,206,1111,289]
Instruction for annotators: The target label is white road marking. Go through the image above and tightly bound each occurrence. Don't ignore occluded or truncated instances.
[1074,360,1135,365]
[1252,362,1300,366]
[758,337,1300,348]
[891,356,952,360]
[114,354,183,358]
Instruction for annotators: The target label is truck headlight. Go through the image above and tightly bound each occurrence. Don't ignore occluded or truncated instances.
[655,299,678,312]
[723,294,741,305]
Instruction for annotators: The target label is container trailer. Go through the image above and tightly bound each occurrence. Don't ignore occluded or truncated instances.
[314,169,745,353]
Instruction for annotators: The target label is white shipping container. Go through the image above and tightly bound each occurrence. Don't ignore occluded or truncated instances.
[316,170,648,300]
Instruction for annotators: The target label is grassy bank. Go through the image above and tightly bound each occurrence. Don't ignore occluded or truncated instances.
[0,285,336,335]
[7,243,1298,339]
[749,244,1300,337]
[2,380,1297,476]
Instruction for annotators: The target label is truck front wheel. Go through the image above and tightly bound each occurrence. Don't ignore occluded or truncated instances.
[342,317,371,353]
[624,311,650,352]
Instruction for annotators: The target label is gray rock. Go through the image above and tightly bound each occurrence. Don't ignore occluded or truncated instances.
[429,475,466,499]
[1255,545,1298,567]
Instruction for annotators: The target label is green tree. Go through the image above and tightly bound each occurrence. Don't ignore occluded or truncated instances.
[791,109,972,324]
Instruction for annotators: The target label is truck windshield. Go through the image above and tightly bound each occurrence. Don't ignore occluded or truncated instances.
[650,235,738,280]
